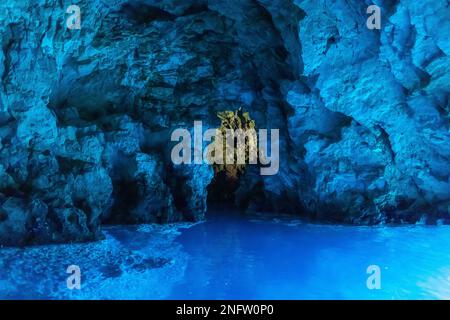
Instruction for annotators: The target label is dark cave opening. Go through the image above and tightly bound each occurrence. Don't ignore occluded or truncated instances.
[206,171,241,210]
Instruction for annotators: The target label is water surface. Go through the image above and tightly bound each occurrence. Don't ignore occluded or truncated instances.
[1,213,449,299]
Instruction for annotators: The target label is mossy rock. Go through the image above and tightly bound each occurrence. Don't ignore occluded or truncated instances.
[211,109,257,179]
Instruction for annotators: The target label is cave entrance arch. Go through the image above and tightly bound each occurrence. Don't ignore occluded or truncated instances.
[48,0,304,224]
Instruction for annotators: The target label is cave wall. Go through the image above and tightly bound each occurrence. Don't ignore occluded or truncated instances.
[0,0,449,245]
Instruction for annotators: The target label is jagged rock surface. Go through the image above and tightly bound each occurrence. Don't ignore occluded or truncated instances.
[0,0,449,245]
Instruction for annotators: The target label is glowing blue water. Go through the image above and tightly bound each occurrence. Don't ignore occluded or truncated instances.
[1,213,450,299]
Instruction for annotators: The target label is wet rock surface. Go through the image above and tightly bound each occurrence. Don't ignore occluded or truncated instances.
[0,223,191,298]
[0,0,449,245]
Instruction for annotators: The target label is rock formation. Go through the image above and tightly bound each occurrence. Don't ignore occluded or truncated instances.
[0,0,449,245]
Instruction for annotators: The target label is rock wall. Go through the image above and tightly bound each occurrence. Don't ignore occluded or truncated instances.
[0,0,449,245]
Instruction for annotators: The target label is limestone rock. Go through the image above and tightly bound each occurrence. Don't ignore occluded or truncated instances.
[0,0,449,245]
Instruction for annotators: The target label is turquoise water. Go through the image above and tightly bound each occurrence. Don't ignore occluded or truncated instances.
[1,213,450,299]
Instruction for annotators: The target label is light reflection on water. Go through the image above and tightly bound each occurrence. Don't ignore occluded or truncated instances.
[0,213,449,299]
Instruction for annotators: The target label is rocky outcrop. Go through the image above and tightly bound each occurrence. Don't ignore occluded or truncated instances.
[288,0,450,224]
[0,0,449,245]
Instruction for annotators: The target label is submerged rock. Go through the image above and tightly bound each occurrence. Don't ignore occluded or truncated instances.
[0,0,449,245]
